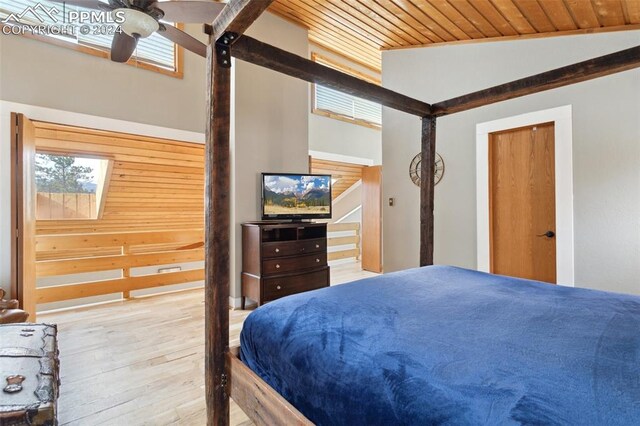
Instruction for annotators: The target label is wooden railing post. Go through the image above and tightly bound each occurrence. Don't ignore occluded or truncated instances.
[355,223,361,260]
[122,245,131,299]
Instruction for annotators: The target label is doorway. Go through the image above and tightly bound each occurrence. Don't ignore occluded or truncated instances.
[309,154,382,274]
[476,106,575,286]
[489,123,556,283]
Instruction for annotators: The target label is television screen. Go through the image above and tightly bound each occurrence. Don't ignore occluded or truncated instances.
[262,173,332,220]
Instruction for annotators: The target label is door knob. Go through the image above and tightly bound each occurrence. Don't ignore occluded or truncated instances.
[537,231,555,238]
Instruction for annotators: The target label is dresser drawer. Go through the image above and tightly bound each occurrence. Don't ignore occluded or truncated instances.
[264,268,329,301]
[262,238,326,258]
[263,253,327,275]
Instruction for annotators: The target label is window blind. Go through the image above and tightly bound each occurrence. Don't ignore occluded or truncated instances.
[0,0,176,69]
[313,56,382,126]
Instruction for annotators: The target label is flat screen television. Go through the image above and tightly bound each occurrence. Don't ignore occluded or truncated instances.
[262,173,332,221]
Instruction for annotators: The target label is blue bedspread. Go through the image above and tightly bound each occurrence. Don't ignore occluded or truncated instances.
[240,266,640,425]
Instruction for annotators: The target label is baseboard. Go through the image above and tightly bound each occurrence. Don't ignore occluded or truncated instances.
[229,296,242,309]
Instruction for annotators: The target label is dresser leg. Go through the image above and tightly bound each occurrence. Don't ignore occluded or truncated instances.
[241,297,245,310]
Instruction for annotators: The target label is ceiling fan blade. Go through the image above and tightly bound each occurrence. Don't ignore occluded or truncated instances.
[153,1,226,23]
[158,24,207,57]
[111,32,138,63]
[47,0,113,11]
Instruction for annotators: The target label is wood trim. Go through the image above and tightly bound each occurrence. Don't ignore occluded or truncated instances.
[381,24,640,52]
[96,159,114,220]
[328,248,360,261]
[36,248,204,277]
[311,108,381,130]
[308,41,381,74]
[12,113,38,319]
[420,117,436,267]
[10,114,18,300]
[327,235,359,246]
[228,347,313,426]
[327,222,359,232]
[0,23,185,79]
[311,52,381,85]
[36,229,204,251]
[432,45,640,116]
[36,268,204,303]
[231,35,431,117]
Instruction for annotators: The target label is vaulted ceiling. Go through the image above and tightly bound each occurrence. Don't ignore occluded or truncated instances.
[269,0,640,71]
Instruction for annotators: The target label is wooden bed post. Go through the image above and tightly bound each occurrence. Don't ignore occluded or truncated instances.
[420,116,436,267]
[205,37,232,426]
[204,2,276,425]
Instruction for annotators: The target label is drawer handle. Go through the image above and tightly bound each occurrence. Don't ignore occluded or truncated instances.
[276,264,280,269]
[316,258,320,263]
[275,248,280,253]
[315,244,320,248]
[276,285,281,290]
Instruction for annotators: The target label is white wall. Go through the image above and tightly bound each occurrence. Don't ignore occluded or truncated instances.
[231,14,309,305]
[308,46,382,165]
[382,31,640,295]
[0,24,208,132]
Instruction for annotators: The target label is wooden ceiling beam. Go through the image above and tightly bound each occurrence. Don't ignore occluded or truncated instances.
[231,35,432,117]
[210,0,276,41]
[432,45,640,116]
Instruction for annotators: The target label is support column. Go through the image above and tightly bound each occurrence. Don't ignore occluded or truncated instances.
[420,116,436,267]
[205,38,232,426]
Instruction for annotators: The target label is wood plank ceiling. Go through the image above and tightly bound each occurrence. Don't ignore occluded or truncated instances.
[270,0,640,71]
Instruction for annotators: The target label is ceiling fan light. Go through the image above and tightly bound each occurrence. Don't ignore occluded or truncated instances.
[117,8,158,39]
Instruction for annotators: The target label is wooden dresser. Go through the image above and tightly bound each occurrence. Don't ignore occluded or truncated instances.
[241,222,329,309]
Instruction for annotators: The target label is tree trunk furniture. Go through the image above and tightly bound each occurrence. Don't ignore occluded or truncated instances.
[0,323,59,426]
[241,222,330,309]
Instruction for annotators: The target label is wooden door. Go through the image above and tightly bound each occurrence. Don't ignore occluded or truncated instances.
[489,122,556,283]
[362,165,382,273]
[11,113,37,319]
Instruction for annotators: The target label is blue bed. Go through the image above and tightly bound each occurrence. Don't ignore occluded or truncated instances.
[240,266,640,425]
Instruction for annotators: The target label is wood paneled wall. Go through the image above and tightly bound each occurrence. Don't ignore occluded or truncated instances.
[310,157,365,199]
[33,122,204,236]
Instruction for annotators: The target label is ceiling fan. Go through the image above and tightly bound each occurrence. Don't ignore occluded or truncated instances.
[49,0,224,62]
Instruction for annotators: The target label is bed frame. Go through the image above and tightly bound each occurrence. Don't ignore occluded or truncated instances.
[202,2,640,424]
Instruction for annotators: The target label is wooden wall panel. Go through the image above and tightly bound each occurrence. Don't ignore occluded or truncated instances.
[361,165,382,273]
[310,157,365,199]
[269,0,640,72]
[33,121,204,236]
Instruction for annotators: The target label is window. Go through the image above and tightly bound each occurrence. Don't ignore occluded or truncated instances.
[312,53,382,129]
[35,153,112,220]
[0,0,181,77]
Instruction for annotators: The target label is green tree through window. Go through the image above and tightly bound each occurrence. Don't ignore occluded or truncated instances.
[36,154,95,193]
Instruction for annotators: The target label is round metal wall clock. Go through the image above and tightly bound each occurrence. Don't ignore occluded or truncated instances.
[409,152,445,187]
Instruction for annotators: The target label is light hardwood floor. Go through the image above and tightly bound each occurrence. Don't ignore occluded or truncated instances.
[39,261,377,425]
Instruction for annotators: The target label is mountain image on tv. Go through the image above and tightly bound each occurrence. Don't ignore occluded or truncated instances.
[263,175,331,216]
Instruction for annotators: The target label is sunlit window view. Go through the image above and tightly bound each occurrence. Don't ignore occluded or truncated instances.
[35,153,109,220]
